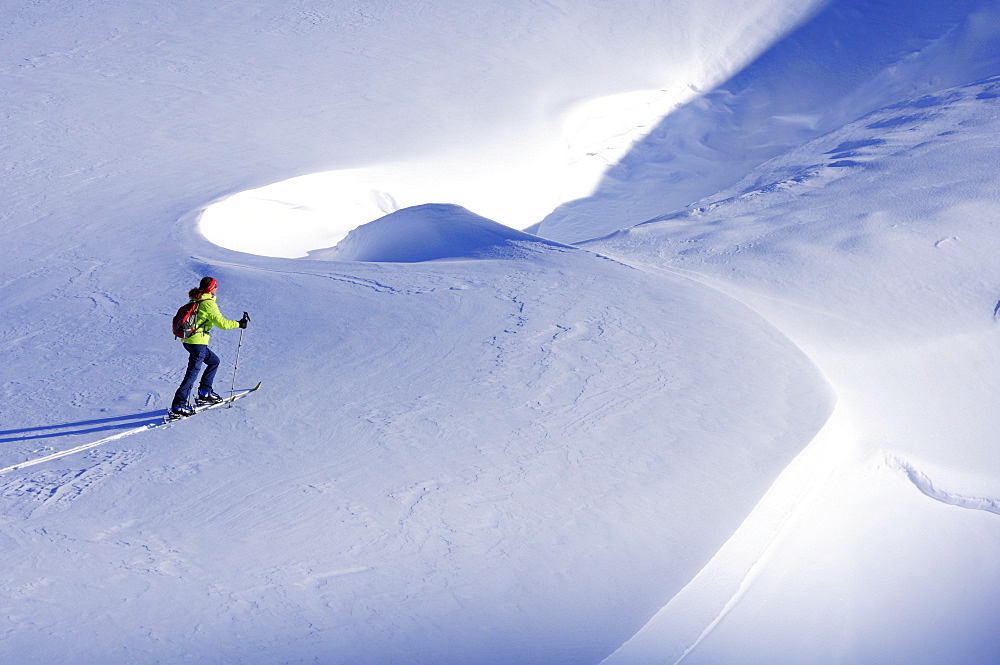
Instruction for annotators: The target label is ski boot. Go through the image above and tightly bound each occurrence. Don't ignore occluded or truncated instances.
[196,389,224,406]
[168,404,196,420]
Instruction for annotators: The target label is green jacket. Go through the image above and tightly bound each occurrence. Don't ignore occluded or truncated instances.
[185,294,240,345]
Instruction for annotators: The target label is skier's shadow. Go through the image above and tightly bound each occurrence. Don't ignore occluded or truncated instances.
[0,411,164,444]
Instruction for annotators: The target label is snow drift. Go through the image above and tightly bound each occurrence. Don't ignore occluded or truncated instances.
[594,73,1000,665]
[308,204,568,263]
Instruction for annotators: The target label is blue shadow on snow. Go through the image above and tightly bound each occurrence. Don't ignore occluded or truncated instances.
[0,410,165,444]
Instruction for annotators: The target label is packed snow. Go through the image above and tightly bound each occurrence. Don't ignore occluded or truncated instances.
[2,1,1000,664]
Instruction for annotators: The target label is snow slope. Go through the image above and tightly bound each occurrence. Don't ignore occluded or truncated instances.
[3,0,1000,664]
[592,73,1000,664]
[1,215,831,663]
[537,0,1000,243]
[189,1,824,257]
[0,2,829,662]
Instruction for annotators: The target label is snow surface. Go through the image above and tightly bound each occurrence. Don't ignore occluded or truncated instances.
[3,1,1000,664]
[307,204,570,263]
[192,0,824,258]
[538,0,1000,243]
[592,72,1000,665]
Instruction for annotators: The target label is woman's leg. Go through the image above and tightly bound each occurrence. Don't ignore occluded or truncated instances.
[172,344,208,409]
[198,346,222,394]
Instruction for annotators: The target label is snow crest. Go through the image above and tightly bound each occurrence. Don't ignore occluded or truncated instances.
[307,203,568,263]
[886,454,1000,516]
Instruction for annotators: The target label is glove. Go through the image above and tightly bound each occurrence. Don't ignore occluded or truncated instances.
[239,311,250,329]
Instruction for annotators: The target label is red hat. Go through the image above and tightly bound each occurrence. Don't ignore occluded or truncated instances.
[199,276,217,293]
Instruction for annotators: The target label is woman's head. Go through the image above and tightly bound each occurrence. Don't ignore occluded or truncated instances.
[199,276,218,294]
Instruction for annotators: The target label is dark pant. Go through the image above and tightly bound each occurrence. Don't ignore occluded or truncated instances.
[172,343,221,409]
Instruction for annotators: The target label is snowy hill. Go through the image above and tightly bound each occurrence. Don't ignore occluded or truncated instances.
[537,0,1000,243]
[590,73,1000,665]
[1,241,832,663]
[307,204,568,262]
[3,1,1000,664]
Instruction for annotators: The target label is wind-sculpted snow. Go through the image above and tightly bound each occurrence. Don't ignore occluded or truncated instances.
[886,454,1000,516]
[591,76,1000,664]
[4,0,1000,663]
[538,0,1000,243]
[0,242,832,663]
[307,203,569,263]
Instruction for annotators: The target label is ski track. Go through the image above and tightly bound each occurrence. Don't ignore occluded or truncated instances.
[0,423,155,476]
[0,388,258,476]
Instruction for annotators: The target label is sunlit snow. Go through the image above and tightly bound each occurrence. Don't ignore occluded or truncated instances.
[199,83,711,258]
[3,1,1000,664]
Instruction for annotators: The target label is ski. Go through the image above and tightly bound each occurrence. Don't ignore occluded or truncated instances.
[0,383,262,475]
[164,382,262,423]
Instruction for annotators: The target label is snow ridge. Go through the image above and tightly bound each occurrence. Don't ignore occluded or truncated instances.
[307,203,569,263]
[886,453,1000,516]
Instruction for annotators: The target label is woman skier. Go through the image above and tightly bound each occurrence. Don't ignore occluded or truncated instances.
[170,276,249,418]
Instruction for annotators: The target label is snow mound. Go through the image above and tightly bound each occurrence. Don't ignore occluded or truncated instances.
[308,203,568,262]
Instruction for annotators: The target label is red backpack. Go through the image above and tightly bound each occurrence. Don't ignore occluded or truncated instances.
[172,299,204,339]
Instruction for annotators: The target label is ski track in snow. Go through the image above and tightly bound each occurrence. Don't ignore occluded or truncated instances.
[0,389,258,475]
[0,423,154,476]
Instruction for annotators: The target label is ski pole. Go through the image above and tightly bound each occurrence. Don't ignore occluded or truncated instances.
[228,312,249,406]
